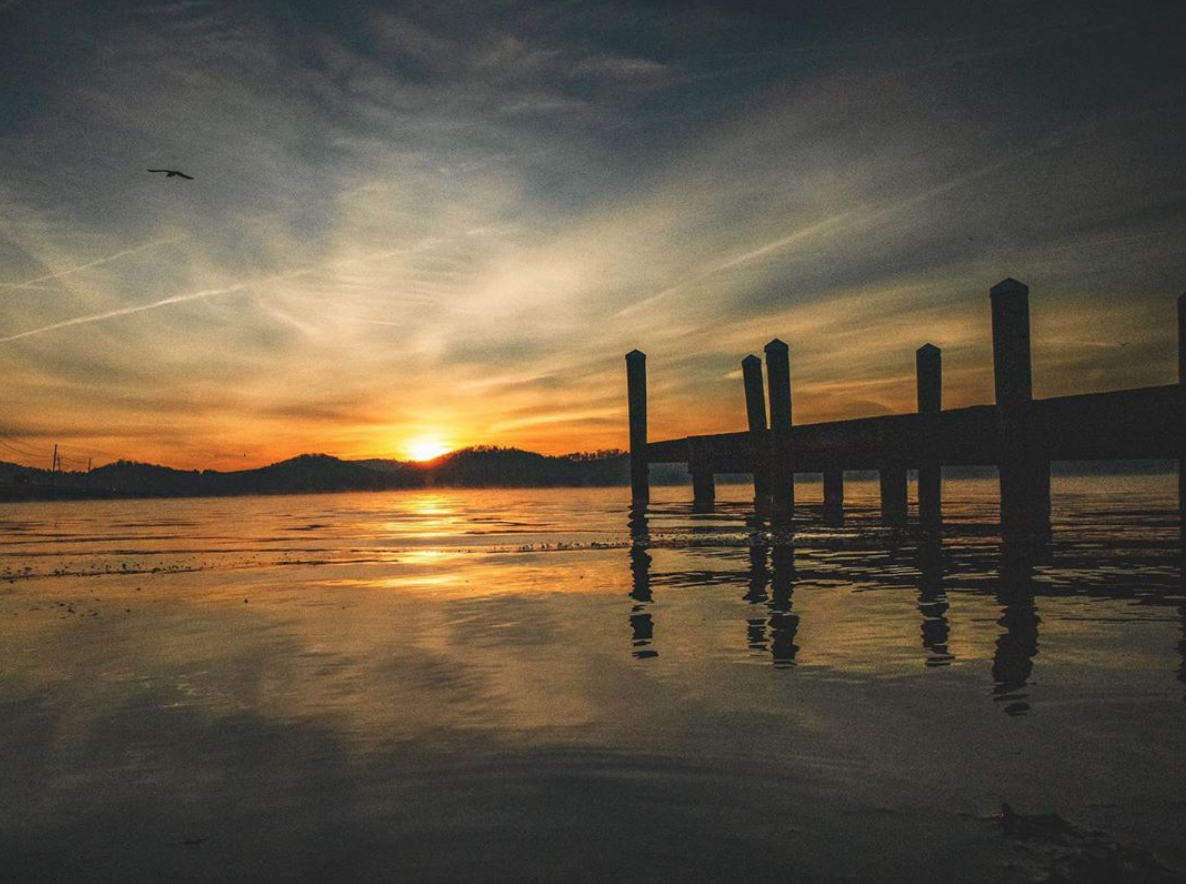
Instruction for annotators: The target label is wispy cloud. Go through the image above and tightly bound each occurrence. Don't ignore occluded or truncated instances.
[572,54,672,80]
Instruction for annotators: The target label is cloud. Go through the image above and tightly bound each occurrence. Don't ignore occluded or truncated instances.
[572,54,671,79]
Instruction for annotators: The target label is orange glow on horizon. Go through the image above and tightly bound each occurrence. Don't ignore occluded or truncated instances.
[404,437,453,462]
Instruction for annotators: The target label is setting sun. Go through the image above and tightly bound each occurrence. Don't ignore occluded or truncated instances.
[405,438,452,462]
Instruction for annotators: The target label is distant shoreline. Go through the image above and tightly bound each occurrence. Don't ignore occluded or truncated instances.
[0,450,1175,504]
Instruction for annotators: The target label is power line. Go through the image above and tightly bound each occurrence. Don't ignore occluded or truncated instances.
[0,437,44,458]
[0,438,102,472]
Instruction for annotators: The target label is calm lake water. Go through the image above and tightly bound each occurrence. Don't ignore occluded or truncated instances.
[2,477,1184,883]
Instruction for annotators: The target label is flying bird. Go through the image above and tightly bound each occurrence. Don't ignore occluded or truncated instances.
[148,169,194,180]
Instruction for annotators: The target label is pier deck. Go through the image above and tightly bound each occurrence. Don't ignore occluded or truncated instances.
[625,279,1184,539]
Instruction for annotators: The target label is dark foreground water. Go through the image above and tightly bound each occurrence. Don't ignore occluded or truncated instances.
[2,477,1184,883]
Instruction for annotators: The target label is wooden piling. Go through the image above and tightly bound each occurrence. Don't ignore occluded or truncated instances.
[1178,292,1185,542]
[917,343,942,527]
[1179,290,1186,386]
[880,465,908,526]
[742,354,770,501]
[991,278,1050,542]
[692,469,715,512]
[823,469,844,525]
[766,339,792,430]
[626,349,649,506]
[765,338,794,516]
[688,437,716,512]
[742,355,768,433]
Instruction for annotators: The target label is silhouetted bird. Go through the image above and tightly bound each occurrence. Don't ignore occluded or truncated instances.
[148,169,194,180]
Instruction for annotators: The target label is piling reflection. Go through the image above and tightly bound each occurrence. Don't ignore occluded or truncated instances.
[991,544,1046,716]
[628,506,648,544]
[917,537,954,667]
[739,514,798,666]
[628,508,657,659]
[628,546,657,660]
[621,492,1181,702]
[743,537,769,652]
[767,542,800,667]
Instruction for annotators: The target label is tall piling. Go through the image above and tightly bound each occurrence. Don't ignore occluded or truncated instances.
[991,278,1050,542]
[626,349,649,506]
[1178,292,1185,544]
[917,343,942,528]
[743,355,768,434]
[765,338,794,517]
[742,354,770,501]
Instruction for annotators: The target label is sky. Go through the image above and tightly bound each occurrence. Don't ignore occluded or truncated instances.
[1,0,1184,470]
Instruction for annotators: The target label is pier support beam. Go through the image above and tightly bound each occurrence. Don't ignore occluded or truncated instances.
[991,279,1050,543]
[626,349,649,506]
[917,343,942,529]
[765,338,794,518]
[742,354,770,502]
[692,470,716,512]
[880,465,908,527]
[823,469,844,525]
[689,438,715,513]
[1178,292,1185,544]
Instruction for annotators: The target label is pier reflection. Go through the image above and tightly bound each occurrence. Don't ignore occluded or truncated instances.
[917,537,954,667]
[738,514,799,665]
[767,543,799,667]
[743,540,769,652]
[991,544,1046,716]
[623,499,1182,703]
[627,507,656,659]
[629,546,656,659]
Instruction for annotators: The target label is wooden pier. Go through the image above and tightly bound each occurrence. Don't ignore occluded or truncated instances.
[626,279,1184,539]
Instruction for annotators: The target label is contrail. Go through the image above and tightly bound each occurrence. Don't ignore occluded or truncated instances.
[0,243,439,345]
[0,236,182,293]
[0,280,256,344]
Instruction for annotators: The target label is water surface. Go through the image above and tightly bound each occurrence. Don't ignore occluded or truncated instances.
[2,477,1184,882]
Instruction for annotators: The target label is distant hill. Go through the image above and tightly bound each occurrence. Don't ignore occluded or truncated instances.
[424,446,629,487]
[207,454,416,495]
[0,447,631,501]
[0,450,1173,502]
